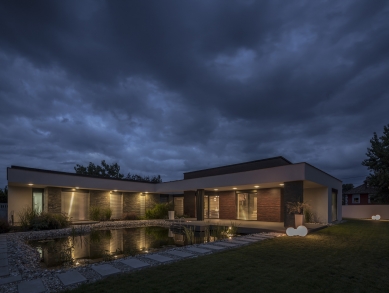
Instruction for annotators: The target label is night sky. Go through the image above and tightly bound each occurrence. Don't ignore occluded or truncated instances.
[1,1,388,188]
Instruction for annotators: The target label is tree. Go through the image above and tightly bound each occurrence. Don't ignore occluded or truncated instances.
[0,186,7,203]
[74,161,162,183]
[362,124,389,203]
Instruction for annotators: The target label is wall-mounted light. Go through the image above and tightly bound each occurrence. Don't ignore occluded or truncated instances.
[28,183,33,186]
[279,183,284,186]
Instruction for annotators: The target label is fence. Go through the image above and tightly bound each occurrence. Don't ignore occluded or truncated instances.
[342,205,389,219]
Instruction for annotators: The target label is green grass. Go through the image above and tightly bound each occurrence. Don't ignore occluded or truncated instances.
[68,220,389,293]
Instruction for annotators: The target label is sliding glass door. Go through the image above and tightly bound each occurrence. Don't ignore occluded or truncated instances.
[204,195,219,219]
[237,192,257,220]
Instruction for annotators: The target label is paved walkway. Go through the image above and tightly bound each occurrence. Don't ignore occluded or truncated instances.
[0,232,284,293]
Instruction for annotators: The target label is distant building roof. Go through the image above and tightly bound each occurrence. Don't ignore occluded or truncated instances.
[184,156,292,180]
[344,183,377,195]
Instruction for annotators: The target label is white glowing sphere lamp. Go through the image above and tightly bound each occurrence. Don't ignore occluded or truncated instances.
[286,225,308,237]
[372,215,381,220]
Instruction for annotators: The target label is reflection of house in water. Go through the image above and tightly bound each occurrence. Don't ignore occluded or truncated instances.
[33,227,178,268]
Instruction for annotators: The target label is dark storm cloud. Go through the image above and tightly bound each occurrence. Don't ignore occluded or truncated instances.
[1,0,389,187]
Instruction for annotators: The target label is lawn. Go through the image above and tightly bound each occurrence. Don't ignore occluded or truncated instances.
[68,219,389,293]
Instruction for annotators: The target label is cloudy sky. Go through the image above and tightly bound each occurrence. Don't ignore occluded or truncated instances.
[1,1,388,188]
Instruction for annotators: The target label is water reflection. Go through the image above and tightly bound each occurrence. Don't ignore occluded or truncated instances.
[28,226,223,268]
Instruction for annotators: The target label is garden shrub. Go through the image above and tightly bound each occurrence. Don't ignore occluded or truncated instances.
[18,207,69,230]
[122,213,138,220]
[89,206,112,221]
[0,219,10,233]
[145,203,173,219]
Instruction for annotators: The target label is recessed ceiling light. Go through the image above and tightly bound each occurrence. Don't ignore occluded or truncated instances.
[233,187,237,190]
[76,187,79,189]
[279,183,284,186]
[114,190,117,192]
[28,183,33,186]
[72,188,76,191]
[214,189,218,191]
[254,186,259,188]
[145,191,148,193]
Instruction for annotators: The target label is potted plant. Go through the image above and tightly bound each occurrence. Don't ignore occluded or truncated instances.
[286,201,311,227]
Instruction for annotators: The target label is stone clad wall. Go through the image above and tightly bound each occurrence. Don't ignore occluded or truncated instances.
[90,190,110,208]
[123,192,142,217]
[257,188,282,222]
[47,187,61,214]
[219,191,236,219]
[146,194,160,210]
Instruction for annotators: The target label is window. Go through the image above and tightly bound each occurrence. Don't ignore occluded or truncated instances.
[32,189,44,213]
[352,194,360,204]
[368,194,374,204]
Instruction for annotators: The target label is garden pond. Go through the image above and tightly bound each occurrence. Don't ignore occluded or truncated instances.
[28,226,226,268]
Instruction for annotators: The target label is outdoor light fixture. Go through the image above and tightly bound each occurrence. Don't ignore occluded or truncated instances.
[254,186,259,188]
[114,190,117,192]
[372,215,381,220]
[75,187,79,189]
[279,184,284,186]
[233,187,237,190]
[214,189,218,191]
[286,226,308,237]
[72,188,75,191]
[28,183,33,186]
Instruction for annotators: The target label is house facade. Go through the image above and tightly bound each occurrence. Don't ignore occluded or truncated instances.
[7,156,342,227]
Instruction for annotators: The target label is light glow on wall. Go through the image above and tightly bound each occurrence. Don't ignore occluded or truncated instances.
[68,192,75,217]
[372,215,381,220]
[286,225,308,237]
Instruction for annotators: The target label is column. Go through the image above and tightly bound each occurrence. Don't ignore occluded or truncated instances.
[196,189,204,221]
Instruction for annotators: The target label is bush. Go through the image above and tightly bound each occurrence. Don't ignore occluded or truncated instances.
[18,207,70,230]
[122,213,139,220]
[145,203,173,219]
[89,206,112,221]
[0,219,10,233]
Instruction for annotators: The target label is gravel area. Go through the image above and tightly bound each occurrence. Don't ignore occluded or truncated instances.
[0,220,282,292]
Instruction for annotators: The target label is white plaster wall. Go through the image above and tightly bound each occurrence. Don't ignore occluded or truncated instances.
[304,187,328,223]
[8,185,32,224]
[342,205,389,219]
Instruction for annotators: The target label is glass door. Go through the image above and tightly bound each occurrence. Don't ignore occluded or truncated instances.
[204,195,209,218]
[237,192,257,220]
[32,189,44,213]
[204,195,219,219]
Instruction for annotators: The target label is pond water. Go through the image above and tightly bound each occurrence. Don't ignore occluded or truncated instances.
[28,226,223,268]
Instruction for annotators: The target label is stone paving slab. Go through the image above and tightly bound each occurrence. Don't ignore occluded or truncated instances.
[57,271,87,286]
[213,242,240,247]
[165,250,194,258]
[18,278,46,293]
[0,253,6,259]
[227,240,250,244]
[0,266,9,277]
[0,274,22,285]
[185,247,211,254]
[91,264,121,277]
[0,258,8,266]
[144,254,174,263]
[232,238,259,242]
[199,244,225,250]
[120,258,150,269]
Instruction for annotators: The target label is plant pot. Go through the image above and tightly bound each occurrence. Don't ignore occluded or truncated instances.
[168,211,175,220]
[294,214,303,228]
